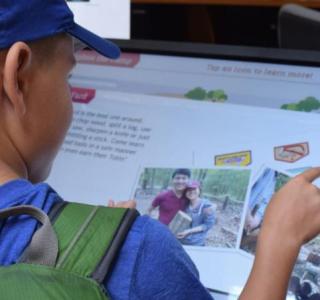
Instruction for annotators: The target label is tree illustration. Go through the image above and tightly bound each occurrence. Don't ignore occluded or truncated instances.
[281,96,320,112]
[281,103,298,110]
[297,96,320,112]
[207,89,228,102]
[184,87,207,100]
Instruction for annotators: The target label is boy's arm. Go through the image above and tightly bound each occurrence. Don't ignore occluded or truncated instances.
[239,227,300,300]
[130,218,212,299]
[105,216,213,300]
[240,167,320,300]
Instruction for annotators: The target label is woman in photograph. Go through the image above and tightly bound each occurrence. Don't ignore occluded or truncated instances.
[177,181,215,246]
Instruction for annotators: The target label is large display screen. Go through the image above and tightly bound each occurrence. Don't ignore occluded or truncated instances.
[48,43,320,299]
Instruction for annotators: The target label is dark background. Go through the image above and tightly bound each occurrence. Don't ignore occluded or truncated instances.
[131,5,285,47]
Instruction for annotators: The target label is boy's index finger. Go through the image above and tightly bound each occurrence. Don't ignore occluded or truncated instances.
[296,167,320,183]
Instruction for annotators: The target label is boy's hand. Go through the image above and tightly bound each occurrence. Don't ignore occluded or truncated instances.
[108,199,136,209]
[261,167,320,248]
[240,167,320,300]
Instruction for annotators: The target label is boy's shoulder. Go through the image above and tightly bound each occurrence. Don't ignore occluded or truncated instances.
[109,215,212,300]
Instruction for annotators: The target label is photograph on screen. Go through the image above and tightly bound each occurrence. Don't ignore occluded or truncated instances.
[134,167,251,249]
[240,167,291,254]
[288,238,320,299]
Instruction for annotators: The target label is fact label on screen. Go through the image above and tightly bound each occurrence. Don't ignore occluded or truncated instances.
[215,150,252,166]
[274,142,309,163]
[71,87,96,104]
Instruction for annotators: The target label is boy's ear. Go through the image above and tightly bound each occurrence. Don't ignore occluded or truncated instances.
[2,42,32,116]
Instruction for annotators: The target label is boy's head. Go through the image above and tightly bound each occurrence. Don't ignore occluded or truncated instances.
[0,0,120,183]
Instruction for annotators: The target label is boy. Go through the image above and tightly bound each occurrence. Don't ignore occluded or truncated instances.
[1,1,320,299]
[0,1,212,299]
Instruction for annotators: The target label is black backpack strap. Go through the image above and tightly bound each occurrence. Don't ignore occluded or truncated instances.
[48,201,68,223]
[91,208,139,283]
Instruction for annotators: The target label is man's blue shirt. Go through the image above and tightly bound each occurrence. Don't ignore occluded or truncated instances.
[0,179,212,300]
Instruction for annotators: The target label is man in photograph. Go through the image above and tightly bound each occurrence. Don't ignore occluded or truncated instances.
[148,168,191,225]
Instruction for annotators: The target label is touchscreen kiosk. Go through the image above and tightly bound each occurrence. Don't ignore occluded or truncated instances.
[47,40,320,299]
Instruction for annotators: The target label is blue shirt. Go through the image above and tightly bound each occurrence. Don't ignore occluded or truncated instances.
[181,198,215,246]
[0,179,213,300]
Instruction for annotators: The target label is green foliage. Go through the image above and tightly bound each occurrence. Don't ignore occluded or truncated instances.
[207,89,228,102]
[297,97,320,112]
[184,87,207,100]
[139,168,172,190]
[275,173,291,192]
[185,87,228,102]
[281,96,320,112]
[201,169,250,202]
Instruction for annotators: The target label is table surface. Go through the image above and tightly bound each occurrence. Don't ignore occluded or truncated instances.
[131,0,320,8]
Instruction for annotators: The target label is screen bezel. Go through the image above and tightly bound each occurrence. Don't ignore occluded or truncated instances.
[110,38,320,68]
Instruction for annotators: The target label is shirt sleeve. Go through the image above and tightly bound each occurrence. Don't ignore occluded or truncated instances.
[130,218,213,300]
[152,193,163,208]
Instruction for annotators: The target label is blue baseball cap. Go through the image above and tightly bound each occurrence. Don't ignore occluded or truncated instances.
[0,0,121,59]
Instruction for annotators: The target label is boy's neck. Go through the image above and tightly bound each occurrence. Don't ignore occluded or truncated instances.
[0,163,21,184]
[0,136,28,185]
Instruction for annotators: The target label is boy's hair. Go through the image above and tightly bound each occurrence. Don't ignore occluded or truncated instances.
[172,169,191,179]
[0,34,67,67]
[29,34,68,64]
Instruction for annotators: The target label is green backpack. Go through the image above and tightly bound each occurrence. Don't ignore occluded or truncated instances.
[0,202,139,299]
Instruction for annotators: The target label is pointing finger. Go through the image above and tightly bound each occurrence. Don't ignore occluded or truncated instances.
[296,167,320,183]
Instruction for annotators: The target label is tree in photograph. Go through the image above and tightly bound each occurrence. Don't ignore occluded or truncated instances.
[207,89,228,102]
[193,169,208,183]
[140,168,175,192]
[154,169,172,190]
[202,170,250,203]
[275,172,291,192]
[184,87,207,100]
[141,169,150,190]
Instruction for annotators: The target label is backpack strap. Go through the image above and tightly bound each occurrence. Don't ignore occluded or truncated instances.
[0,205,59,267]
[48,201,68,224]
[52,202,139,282]
[91,208,138,283]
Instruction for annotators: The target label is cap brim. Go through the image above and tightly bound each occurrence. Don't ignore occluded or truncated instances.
[67,23,121,59]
